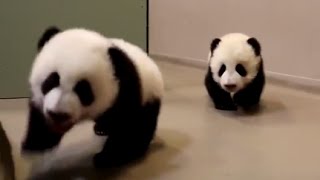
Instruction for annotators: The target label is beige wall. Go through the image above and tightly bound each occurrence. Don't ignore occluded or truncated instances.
[150,0,320,85]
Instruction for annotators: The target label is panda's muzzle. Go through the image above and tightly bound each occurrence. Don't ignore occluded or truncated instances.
[47,110,71,123]
[224,84,237,91]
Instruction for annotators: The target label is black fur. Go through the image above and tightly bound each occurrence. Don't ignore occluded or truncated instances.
[235,64,247,77]
[205,67,237,111]
[210,38,221,57]
[22,26,161,168]
[218,64,226,77]
[205,62,265,111]
[73,79,95,106]
[247,37,261,56]
[37,26,61,51]
[93,46,161,168]
[21,100,63,152]
[41,72,60,95]
[233,61,265,108]
[205,36,265,111]
[21,26,63,152]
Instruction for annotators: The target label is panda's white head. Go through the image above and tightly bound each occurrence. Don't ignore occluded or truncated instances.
[29,26,118,134]
[208,33,262,93]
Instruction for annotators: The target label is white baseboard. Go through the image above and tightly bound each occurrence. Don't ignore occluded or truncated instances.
[151,53,320,92]
[151,53,208,69]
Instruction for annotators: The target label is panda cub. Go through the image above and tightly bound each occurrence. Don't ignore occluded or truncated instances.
[205,33,265,111]
[21,26,164,168]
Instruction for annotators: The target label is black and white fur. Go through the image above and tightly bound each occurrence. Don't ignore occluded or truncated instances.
[21,26,164,168]
[205,33,265,111]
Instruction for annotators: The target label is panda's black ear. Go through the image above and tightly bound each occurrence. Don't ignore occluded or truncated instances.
[37,26,61,51]
[210,38,221,56]
[247,37,261,56]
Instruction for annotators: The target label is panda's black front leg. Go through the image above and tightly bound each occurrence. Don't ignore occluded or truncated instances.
[94,119,109,136]
[93,108,116,136]
[94,124,107,136]
[93,135,139,168]
[93,101,159,168]
[204,69,237,111]
[93,126,153,168]
[21,101,63,152]
[233,66,265,108]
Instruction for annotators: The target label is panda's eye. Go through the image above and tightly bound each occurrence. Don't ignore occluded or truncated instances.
[236,64,247,77]
[73,79,94,107]
[218,64,226,77]
[41,72,60,95]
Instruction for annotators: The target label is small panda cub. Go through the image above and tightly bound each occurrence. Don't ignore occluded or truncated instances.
[205,33,265,111]
[21,26,164,168]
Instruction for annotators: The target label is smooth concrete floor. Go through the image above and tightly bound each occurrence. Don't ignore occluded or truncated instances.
[1,60,320,179]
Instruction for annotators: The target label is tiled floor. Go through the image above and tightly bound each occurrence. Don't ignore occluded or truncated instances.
[1,60,320,179]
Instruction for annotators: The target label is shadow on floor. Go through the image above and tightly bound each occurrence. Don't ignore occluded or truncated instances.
[205,97,291,125]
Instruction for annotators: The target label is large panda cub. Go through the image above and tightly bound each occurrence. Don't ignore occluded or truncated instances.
[205,33,265,111]
[21,26,164,167]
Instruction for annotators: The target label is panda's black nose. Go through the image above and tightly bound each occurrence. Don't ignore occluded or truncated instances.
[224,84,237,91]
[47,110,71,123]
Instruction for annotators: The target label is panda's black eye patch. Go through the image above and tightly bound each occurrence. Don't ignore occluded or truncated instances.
[236,64,247,77]
[218,64,226,77]
[41,72,60,95]
[73,79,94,107]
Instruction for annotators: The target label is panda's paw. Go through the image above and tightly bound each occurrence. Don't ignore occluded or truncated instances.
[94,123,108,136]
[215,104,237,111]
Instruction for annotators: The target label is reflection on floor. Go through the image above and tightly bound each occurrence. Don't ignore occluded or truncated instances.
[1,60,320,180]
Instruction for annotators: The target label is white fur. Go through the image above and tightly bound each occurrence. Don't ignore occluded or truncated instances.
[208,33,261,93]
[29,28,164,124]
